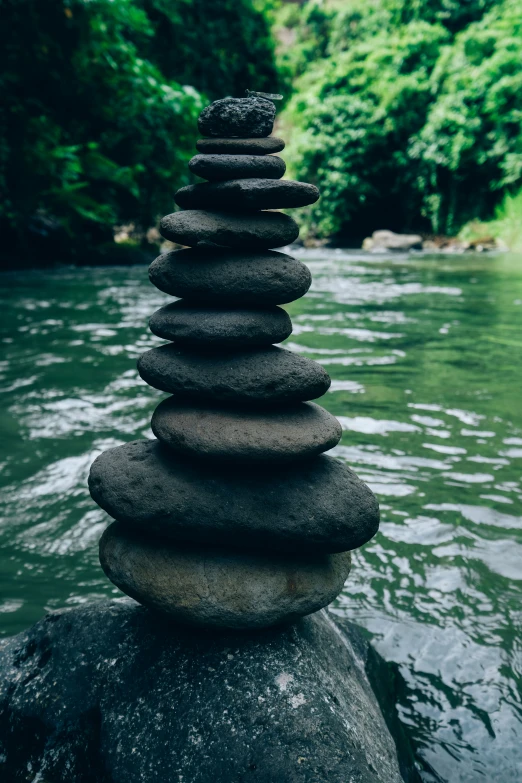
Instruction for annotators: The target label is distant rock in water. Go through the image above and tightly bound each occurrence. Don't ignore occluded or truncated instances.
[0,600,420,783]
[362,230,423,252]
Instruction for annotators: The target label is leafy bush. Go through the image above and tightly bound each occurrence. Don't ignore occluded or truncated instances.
[0,0,283,264]
[412,0,522,233]
[283,20,449,239]
[281,0,522,240]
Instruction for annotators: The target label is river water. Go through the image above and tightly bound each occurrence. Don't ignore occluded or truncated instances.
[1,250,521,781]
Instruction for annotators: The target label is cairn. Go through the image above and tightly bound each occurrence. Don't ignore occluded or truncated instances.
[88,96,380,629]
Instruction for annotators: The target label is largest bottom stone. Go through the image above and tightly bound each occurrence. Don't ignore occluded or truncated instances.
[100,523,351,629]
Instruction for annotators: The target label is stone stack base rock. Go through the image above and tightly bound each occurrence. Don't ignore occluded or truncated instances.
[88,95,381,629]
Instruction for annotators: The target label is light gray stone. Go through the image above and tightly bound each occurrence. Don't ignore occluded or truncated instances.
[149,302,292,346]
[88,440,380,553]
[151,399,342,462]
[198,97,275,138]
[362,230,423,252]
[100,523,352,629]
[175,178,319,211]
[138,344,331,405]
[149,248,311,305]
[160,210,299,249]
[196,136,285,154]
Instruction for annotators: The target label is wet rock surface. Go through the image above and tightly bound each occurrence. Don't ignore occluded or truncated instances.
[149,248,311,304]
[196,136,285,154]
[100,524,352,628]
[0,600,419,783]
[149,301,292,346]
[88,440,380,553]
[198,96,275,138]
[175,178,320,211]
[189,153,285,181]
[138,344,331,404]
[151,398,342,462]
[160,209,300,249]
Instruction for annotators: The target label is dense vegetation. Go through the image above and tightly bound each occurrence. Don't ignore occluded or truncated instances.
[0,0,283,265]
[279,0,522,241]
[2,0,522,262]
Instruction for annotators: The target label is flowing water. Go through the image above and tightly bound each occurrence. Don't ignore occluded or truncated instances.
[1,250,521,781]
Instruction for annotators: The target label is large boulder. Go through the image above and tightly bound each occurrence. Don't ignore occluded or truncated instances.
[0,599,420,783]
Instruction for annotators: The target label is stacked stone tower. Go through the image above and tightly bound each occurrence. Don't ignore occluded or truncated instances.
[88,96,380,629]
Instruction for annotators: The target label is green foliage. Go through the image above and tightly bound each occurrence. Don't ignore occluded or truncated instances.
[412,0,522,233]
[281,0,522,240]
[138,0,285,100]
[460,187,522,252]
[0,0,283,262]
[284,19,449,238]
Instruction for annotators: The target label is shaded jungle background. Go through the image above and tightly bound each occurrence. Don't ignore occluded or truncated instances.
[2,0,522,267]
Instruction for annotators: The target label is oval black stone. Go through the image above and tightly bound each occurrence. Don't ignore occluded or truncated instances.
[175,179,319,211]
[137,344,331,405]
[188,154,285,182]
[198,97,275,138]
[149,302,292,347]
[160,210,299,249]
[151,399,342,463]
[149,249,311,305]
[88,439,380,553]
[196,137,285,155]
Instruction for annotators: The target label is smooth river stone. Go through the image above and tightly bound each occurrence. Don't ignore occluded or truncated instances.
[160,210,299,249]
[188,154,285,182]
[149,302,292,347]
[175,179,319,211]
[198,97,275,138]
[151,399,342,462]
[138,344,331,405]
[196,136,285,155]
[88,439,380,553]
[149,249,311,305]
[100,523,352,629]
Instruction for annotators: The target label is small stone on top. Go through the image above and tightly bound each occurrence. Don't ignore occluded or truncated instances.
[198,97,275,138]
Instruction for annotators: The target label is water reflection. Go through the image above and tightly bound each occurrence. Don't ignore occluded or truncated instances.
[1,251,521,781]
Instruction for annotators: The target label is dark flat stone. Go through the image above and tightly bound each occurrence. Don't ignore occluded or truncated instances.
[138,344,331,405]
[189,154,285,181]
[149,302,292,346]
[88,440,380,552]
[175,178,319,211]
[0,600,414,783]
[100,524,351,628]
[149,249,311,305]
[198,97,275,138]
[196,137,285,154]
[151,399,342,462]
[160,210,299,249]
